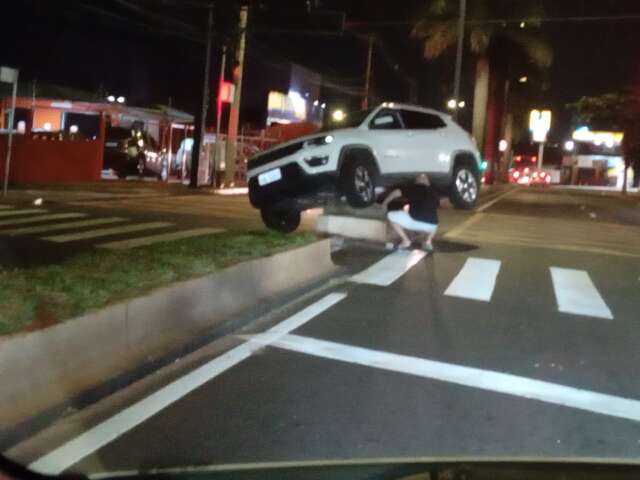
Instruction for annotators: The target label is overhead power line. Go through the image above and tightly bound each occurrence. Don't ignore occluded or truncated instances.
[347,14,640,28]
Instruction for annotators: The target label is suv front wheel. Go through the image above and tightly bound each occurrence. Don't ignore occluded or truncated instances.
[341,158,377,208]
[260,206,301,233]
[449,164,479,209]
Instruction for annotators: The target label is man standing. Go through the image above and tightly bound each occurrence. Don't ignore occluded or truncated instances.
[381,173,439,251]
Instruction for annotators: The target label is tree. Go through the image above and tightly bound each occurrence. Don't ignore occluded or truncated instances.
[571,94,640,194]
[412,0,552,170]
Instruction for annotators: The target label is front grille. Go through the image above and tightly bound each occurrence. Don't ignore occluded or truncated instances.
[247,141,304,171]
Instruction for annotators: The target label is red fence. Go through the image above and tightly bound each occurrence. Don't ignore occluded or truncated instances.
[0,134,103,183]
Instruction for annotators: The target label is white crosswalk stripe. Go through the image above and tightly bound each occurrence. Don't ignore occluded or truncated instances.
[0,208,47,218]
[444,257,502,302]
[550,267,613,320]
[43,222,173,243]
[350,249,427,286]
[0,213,87,228]
[3,217,126,236]
[97,227,224,249]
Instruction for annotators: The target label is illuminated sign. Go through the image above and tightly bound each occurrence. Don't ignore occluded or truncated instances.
[219,81,234,103]
[529,109,551,143]
[266,90,308,125]
[571,126,623,146]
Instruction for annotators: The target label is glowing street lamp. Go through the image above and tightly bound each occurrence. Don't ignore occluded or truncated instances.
[107,95,116,102]
[117,96,125,104]
[332,109,346,122]
[447,98,458,110]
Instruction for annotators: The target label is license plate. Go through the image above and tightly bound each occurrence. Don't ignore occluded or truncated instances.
[258,168,282,186]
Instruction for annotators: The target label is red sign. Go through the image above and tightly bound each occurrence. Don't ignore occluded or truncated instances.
[219,81,234,103]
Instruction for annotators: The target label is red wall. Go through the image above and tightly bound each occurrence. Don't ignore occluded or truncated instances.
[0,135,102,183]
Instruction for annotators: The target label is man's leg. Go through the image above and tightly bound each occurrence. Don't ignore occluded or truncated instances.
[389,221,412,248]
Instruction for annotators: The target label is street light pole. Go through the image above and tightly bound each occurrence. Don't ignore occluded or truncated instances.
[452,0,466,120]
[190,3,214,189]
[362,34,374,110]
[211,45,227,187]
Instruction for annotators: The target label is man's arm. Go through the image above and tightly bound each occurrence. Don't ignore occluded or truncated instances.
[381,188,402,209]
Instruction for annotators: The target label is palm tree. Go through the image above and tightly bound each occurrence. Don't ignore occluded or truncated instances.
[412,0,552,162]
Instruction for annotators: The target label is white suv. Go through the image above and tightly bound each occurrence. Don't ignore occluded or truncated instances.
[248,102,483,232]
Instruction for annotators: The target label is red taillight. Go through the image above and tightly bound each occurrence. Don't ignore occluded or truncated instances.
[524,167,530,174]
[515,155,522,162]
[545,176,551,184]
[533,172,539,178]
[513,170,520,179]
[531,157,537,163]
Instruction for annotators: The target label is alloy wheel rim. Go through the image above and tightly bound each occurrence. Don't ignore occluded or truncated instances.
[455,169,478,203]
[354,166,373,202]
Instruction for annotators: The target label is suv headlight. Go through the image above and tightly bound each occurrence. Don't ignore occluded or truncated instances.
[304,135,334,148]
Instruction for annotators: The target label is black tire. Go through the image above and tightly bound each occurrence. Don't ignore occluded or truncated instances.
[341,158,377,208]
[449,164,480,209]
[260,207,301,233]
[116,171,127,180]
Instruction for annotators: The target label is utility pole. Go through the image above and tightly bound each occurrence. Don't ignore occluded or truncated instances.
[224,5,248,187]
[211,45,227,187]
[362,34,374,110]
[190,3,214,189]
[452,0,466,120]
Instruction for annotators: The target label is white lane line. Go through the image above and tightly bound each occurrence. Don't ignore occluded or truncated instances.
[475,187,518,213]
[29,292,347,475]
[0,208,47,218]
[4,217,126,236]
[43,222,173,243]
[250,333,640,424]
[0,213,86,228]
[350,249,426,286]
[97,228,225,249]
[444,257,501,302]
[550,267,613,320]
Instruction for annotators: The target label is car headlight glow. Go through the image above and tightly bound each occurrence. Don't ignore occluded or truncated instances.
[304,135,334,148]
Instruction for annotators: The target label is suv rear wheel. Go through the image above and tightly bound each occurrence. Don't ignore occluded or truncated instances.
[449,164,479,209]
[341,158,377,208]
[260,206,301,233]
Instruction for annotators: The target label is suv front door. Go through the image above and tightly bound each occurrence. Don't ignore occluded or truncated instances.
[399,109,449,173]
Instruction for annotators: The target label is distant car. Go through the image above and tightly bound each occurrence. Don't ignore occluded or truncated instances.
[104,127,168,181]
[247,102,482,232]
[509,166,551,186]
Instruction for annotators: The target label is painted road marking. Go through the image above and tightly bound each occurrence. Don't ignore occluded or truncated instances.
[251,333,640,424]
[29,292,348,475]
[475,187,518,212]
[0,208,46,218]
[0,213,87,228]
[43,222,173,243]
[4,217,126,236]
[350,249,426,286]
[550,267,613,320]
[444,257,501,302]
[97,227,225,249]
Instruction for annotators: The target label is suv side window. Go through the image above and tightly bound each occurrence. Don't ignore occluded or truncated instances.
[369,109,403,130]
[400,109,446,130]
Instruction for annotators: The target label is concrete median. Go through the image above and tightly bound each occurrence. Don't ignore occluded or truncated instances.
[0,239,336,436]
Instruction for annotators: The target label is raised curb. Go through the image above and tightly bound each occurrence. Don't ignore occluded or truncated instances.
[317,214,389,242]
[0,239,335,431]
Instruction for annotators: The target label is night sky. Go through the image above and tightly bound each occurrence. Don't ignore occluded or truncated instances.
[2,0,640,140]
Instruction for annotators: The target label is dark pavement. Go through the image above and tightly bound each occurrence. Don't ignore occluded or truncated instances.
[6,185,640,474]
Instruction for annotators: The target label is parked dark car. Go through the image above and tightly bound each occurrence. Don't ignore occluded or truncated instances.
[103,127,168,181]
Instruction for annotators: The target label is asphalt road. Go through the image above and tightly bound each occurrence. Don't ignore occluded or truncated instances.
[8,185,640,475]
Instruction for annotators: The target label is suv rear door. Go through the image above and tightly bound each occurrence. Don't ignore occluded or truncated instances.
[399,109,449,173]
[366,108,413,173]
